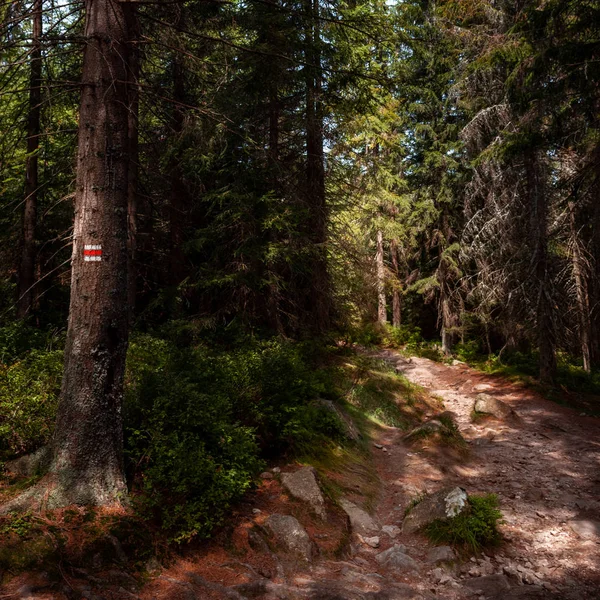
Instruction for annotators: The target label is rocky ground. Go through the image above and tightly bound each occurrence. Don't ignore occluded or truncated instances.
[3,350,600,600]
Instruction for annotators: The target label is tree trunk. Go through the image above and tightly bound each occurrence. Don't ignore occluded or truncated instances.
[390,238,401,327]
[525,151,556,384]
[127,11,140,324]
[304,0,330,332]
[569,201,592,372]
[16,0,42,319]
[48,0,135,507]
[168,41,187,286]
[376,230,387,324]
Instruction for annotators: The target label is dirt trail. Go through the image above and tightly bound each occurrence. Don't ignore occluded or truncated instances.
[375,349,600,599]
[136,350,600,600]
[8,351,599,600]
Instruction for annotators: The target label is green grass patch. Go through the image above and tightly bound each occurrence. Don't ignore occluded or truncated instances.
[424,493,503,552]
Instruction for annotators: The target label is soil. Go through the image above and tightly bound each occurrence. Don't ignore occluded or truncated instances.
[2,350,600,599]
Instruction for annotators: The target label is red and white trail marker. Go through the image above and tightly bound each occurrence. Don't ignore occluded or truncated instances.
[84,244,102,262]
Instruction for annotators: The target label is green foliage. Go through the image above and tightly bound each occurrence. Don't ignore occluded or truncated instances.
[124,334,343,542]
[0,349,63,460]
[424,494,503,552]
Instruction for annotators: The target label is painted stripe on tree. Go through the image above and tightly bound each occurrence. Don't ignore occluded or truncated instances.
[84,244,102,261]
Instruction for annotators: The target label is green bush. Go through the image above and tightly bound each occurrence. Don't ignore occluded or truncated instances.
[0,350,63,460]
[424,493,503,552]
[124,334,343,541]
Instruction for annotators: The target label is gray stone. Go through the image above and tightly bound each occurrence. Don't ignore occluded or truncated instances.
[426,545,455,564]
[4,446,50,477]
[281,467,326,519]
[381,525,401,538]
[375,545,420,573]
[264,514,313,561]
[363,536,380,548]
[340,499,380,536]
[473,384,493,392]
[462,574,511,597]
[568,519,600,540]
[473,394,515,419]
[402,487,468,534]
[145,557,162,574]
[261,471,274,480]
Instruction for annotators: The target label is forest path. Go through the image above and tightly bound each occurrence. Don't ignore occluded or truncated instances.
[370,348,600,599]
[136,350,600,600]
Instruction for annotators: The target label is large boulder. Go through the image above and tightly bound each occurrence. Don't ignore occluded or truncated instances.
[264,514,313,562]
[402,487,468,534]
[281,467,326,519]
[473,394,516,419]
[339,499,379,536]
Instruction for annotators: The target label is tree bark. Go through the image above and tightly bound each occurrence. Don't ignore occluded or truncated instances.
[525,150,556,384]
[16,0,42,319]
[569,201,592,372]
[47,0,135,507]
[390,238,401,327]
[304,0,330,332]
[168,35,187,286]
[376,230,387,324]
[127,10,140,324]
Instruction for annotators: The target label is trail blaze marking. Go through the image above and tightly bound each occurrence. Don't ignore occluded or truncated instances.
[84,244,102,262]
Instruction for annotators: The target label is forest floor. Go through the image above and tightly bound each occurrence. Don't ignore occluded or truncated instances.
[2,349,600,600]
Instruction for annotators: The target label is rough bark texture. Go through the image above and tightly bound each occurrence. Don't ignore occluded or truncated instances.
[525,150,556,384]
[304,0,330,332]
[127,12,140,324]
[390,239,401,328]
[17,0,42,319]
[569,201,592,372]
[168,38,187,286]
[376,230,387,325]
[47,0,135,507]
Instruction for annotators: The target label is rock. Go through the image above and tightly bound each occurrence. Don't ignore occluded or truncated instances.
[463,574,511,597]
[339,499,379,536]
[374,443,384,449]
[363,536,380,548]
[272,467,281,474]
[382,525,401,539]
[264,514,313,561]
[318,399,361,441]
[402,487,468,534]
[252,508,262,514]
[473,394,516,419]
[426,545,455,564]
[568,519,600,540]
[452,360,466,366]
[473,384,493,392]
[260,471,274,480]
[376,545,420,573]
[281,467,326,519]
[4,446,51,476]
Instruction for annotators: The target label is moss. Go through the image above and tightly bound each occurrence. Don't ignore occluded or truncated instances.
[424,493,503,552]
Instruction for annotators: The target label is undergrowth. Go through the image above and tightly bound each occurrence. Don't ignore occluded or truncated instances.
[424,493,503,552]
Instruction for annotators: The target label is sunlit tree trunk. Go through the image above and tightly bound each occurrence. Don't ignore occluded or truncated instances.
[47,0,135,507]
[390,238,401,327]
[17,0,42,318]
[376,230,386,324]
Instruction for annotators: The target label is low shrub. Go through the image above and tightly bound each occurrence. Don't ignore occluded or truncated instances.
[124,334,343,542]
[424,493,503,551]
[0,350,63,460]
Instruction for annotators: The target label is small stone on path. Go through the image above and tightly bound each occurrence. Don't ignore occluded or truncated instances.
[382,524,401,538]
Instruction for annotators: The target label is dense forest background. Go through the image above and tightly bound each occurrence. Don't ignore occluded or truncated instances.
[1,0,600,540]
